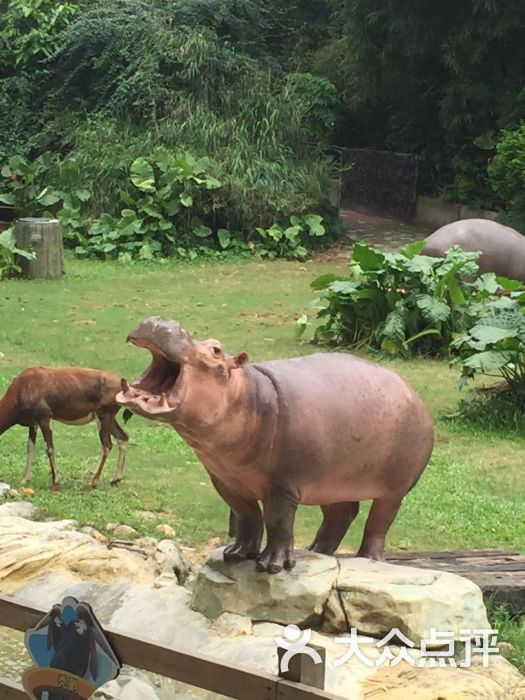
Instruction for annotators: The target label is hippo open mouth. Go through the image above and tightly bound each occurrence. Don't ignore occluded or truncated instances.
[116,317,193,416]
[117,343,183,416]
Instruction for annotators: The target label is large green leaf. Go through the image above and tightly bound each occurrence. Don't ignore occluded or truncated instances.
[351,242,384,270]
[303,213,325,236]
[217,229,231,249]
[469,325,519,345]
[474,273,500,294]
[329,280,360,295]
[406,255,435,277]
[193,223,212,238]
[495,276,525,292]
[416,295,450,323]
[380,305,406,353]
[463,350,513,371]
[399,240,425,258]
[130,158,155,192]
[311,273,349,290]
[0,193,15,205]
[38,190,61,206]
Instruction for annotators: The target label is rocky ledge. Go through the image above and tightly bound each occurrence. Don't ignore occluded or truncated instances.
[0,502,523,699]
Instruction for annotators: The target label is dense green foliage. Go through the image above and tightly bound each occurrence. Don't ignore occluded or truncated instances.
[2,0,525,238]
[452,290,525,403]
[0,227,35,279]
[310,0,525,208]
[304,241,492,358]
[0,0,340,258]
[488,125,525,227]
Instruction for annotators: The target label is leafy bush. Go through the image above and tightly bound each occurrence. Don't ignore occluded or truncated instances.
[0,152,59,214]
[304,241,487,357]
[0,227,35,279]
[488,125,525,228]
[0,0,81,74]
[254,214,327,260]
[452,291,525,404]
[448,287,525,429]
[0,152,91,236]
[73,149,223,259]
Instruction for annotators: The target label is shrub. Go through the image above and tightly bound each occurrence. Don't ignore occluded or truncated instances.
[451,290,525,405]
[73,149,223,259]
[254,214,327,261]
[0,152,59,214]
[0,0,81,74]
[488,124,525,228]
[303,241,487,358]
[0,227,35,279]
[0,152,91,236]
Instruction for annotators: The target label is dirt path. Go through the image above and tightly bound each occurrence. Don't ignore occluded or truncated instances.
[313,206,433,262]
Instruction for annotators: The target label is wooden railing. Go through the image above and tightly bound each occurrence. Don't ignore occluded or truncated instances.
[0,595,344,700]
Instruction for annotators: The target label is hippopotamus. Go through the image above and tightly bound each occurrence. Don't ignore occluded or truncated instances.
[116,317,434,574]
[422,219,525,281]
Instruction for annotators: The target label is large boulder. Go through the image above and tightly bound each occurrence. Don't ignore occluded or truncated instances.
[1,508,523,700]
[0,512,157,594]
[193,549,489,646]
[324,557,490,644]
[192,548,338,626]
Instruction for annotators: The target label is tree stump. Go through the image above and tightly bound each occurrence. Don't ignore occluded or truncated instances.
[14,217,65,279]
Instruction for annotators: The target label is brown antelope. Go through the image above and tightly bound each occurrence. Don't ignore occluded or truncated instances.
[0,366,131,490]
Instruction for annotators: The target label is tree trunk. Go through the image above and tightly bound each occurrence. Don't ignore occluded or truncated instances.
[14,217,65,279]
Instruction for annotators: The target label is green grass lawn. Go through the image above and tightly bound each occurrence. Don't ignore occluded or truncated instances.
[0,255,524,556]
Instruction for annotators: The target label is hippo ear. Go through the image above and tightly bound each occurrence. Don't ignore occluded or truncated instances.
[234,352,249,367]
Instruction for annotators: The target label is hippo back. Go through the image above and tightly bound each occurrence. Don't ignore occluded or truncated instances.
[251,353,434,501]
[422,218,525,281]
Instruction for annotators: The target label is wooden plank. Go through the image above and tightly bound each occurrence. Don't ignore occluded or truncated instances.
[103,631,277,700]
[277,680,344,700]
[0,676,27,700]
[386,549,518,559]
[0,596,276,700]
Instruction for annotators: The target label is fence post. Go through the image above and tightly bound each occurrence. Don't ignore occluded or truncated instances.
[277,643,326,690]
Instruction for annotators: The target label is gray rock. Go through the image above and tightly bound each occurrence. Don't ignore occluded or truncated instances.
[324,557,490,645]
[211,612,252,637]
[0,500,37,519]
[192,547,338,626]
[155,539,193,585]
[112,524,137,537]
[156,523,175,537]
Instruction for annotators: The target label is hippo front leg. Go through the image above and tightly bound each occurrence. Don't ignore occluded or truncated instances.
[210,476,264,563]
[257,484,298,574]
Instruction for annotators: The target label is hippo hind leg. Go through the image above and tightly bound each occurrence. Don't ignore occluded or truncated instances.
[356,495,403,560]
[307,501,359,555]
